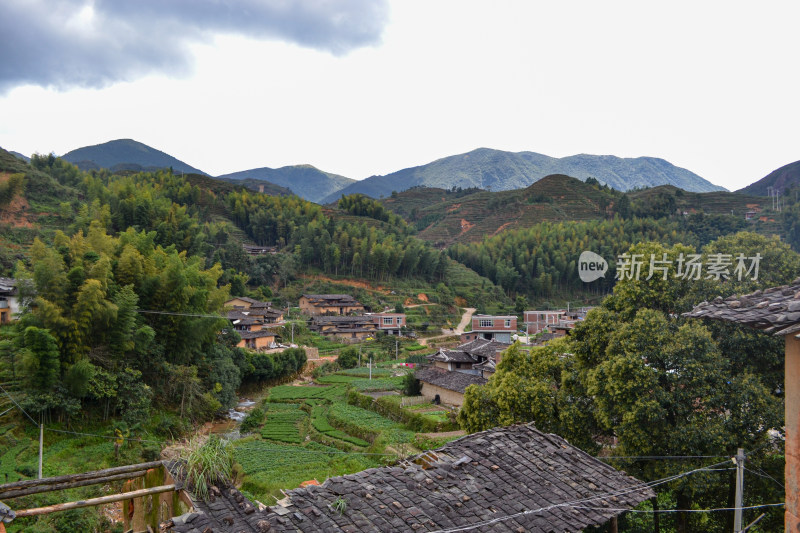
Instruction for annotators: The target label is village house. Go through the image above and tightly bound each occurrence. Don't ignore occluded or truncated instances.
[460,314,517,343]
[368,312,405,336]
[224,297,282,350]
[426,338,509,375]
[684,279,800,530]
[0,278,18,324]
[160,423,654,533]
[523,309,565,334]
[414,366,487,407]
[309,315,377,340]
[299,294,365,316]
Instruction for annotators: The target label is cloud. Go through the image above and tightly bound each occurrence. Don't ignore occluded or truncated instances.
[0,0,389,92]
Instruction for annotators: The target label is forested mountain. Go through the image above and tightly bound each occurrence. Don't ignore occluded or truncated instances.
[62,139,207,175]
[737,159,800,196]
[218,164,354,204]
[381,175,773,247]
[320,148,725,203]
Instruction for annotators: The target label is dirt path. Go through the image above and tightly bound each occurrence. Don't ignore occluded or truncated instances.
[416,430,466,439]
[419,307,475,346]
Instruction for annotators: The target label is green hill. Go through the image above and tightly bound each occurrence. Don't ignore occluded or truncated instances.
[737,159,800,197]
[383,175,776,247]
[218,164,354,204]
[62,138,207,175]
[321,148,725,203]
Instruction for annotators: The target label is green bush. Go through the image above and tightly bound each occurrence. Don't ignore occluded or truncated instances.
[240,407,266,433]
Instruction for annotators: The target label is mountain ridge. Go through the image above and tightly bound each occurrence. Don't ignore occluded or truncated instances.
[737,159,800,197]
[321,148,726,203]
[61,138,208,175]
[217,164,354,204]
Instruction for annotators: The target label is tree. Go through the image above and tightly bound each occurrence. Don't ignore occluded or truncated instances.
[19,326,61,391]
[337,347,358,369]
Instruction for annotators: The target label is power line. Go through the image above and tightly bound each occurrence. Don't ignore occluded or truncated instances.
[744,466,785,489]
[428,459,734,533]
[598,454,727,460]
[44,427,166,446]
[134,309,228,319]
[570,502,785,514]
[0,383,37,426]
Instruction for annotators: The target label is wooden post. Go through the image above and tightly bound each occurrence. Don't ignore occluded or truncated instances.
[38,422,43,480]
[785,335,800,533]
[0,470,148,499]
[14,485,177,517]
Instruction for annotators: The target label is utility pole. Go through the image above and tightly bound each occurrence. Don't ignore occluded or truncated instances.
[369,354,372,380]
[734,448,745,532]
[38,418,43,479]
[358,344,362,367]
[395,339,398,360]
[291,322,294,344]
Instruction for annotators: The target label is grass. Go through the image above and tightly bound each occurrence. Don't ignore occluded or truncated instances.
[260,404,306,444]
[178,436,235,502]
[234,439,380,503]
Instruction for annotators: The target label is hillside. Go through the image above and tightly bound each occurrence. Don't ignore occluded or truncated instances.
[218,164,354,203]
[62,138,207,175]
[383,175,776,247]
[383,175,618,246]
[738,159,800,196]
[321,148,725,203]
[219,177,293,197]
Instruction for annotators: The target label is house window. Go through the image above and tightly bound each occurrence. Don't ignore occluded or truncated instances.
[383,317,394,325]
[504,319,511,328]
[479,319,493,328]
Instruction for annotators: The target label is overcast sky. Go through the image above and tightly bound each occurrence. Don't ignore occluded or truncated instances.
[1,0,798,190]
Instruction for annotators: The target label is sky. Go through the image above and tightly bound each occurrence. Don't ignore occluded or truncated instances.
[0,1,798,191]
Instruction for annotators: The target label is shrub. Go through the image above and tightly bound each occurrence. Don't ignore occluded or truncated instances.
[240,407,266,433]
[402,372,421,396]
[178,436,235,501]
[337,347,358,369]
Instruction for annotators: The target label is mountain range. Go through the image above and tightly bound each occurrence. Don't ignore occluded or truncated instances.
[218,165,354,204]
[17,138,793,203]
[737,159,800,197]
[320,148,725,203]
[62,139,207,175]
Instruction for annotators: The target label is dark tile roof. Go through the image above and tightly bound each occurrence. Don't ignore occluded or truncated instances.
[459,339,510,358]
[161,483,268,533]
[227,310,250,320]
[239,330,277,340]
[415,366,487,394]
[683,279,800,336]
[249,301,274,309]
[163,425,653,533]
[427,349,477,364]
[247,308,283,318]
[312,316,373,326]
[0,277,17,295]
[303,294,362,303]
[473,359,496,373]
[229,296,262,305]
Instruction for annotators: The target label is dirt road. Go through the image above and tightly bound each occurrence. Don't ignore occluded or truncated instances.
[419,307,475,346]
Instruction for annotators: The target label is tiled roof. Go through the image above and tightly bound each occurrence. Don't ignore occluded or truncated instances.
[161,482,267,533]
[683,279,800,336]
[303,294,361,302]
[415,366,487,394]
[0,277,17,294]
[460,339,510,358]
[312,316,373,325]
[228,296,261,305]
[249,301,273,309]
[247,308,283,317]
[427,349,477,364]
[163,425,653,533]
[239,330,276,340]
[234,317,261,326]
[227,310,250,320]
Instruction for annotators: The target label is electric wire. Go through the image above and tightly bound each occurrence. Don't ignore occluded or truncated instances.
[744,466,785,489]
[428,458,736,533]
[0,383,38,426]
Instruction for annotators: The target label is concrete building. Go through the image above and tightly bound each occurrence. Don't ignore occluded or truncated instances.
[460,314,517,343]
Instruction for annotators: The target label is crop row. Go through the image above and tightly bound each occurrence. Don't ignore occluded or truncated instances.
[269,384,346,401]
[349,377,404,392]
[260,406,306,444]
[310,406,369,447]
